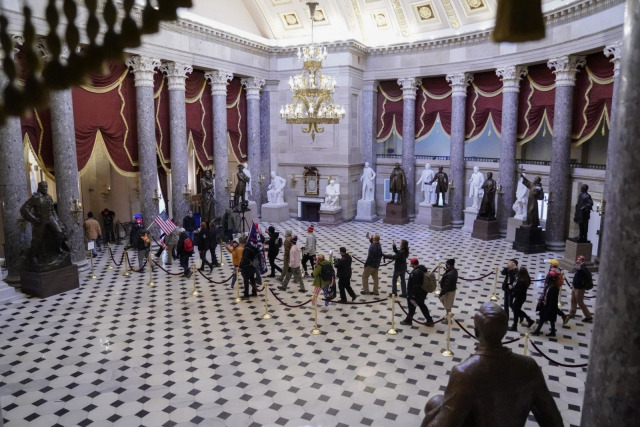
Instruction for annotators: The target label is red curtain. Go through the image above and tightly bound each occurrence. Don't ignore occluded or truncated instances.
[227,77,248,162]
[154,73,171,171]
[21,108,54,173]
[415,76,452,139]
[518,64,556,143]
[571,52,614,144]
[185,70,213,168]
[376,80,403,141]
[465,72,503,140]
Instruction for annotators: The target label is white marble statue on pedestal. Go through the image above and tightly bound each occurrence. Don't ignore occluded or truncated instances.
[468,166,485,211]
[416,163,436,206]
[513,176,530,220]
[321,179,340,210]
[243,162,252,200]
[360,162,376,201]
[266,171,286,205]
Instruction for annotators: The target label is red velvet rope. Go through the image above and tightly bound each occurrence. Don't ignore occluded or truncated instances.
[108,247,124,266]
[394,300,445,326]
[322,296,390,305]
[458,270,495,281]
[124,252,147,272]
[268,287,312,308]
[351,254,394,267]
[194,267,234,284]
[529,339,589,368]
[151,259,183,276]
[454,318,522,345]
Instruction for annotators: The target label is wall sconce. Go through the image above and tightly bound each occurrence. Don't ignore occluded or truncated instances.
[596,199,605,217]
[225,179,234,195]
[448,180,455,194]
[71,199,83,221]
[497,181,503,196]
[183,184,191,202]
[547,191,553,205]
[101,184,111,201]
[258,174,266,188]
[152,189,162,206]
[290,174,298,188]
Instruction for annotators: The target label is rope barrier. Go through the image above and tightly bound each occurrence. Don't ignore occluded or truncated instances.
[108,247,124,266]
[453,318,523,345]
[194,268,234,284]
[458,270,495,282]
[125,252,148,273]
[151,259,183,276]
[322,296,390,305]
[268,287,312,308]
[528,339,589,368]
[394,301,445,326]
[351,254,393,267]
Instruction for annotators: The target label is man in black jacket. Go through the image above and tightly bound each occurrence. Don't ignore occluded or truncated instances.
[401,258,435,327]
[501,259,519,320]
[439,258,458,319]
[182,212,196,241]
[267,226,283,278]
[208,222,220,269]
[361,233,383,295]
[334,247,356,302]
[177,228,193,277]
[195,222,212,272]
[383,239,409,297]
[239,245,258,298]
[569,255,593,322]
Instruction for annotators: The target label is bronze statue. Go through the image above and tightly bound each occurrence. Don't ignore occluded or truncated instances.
[200,169,215,224]
[422,302,563,427]
[19,181,71,272]
[573,184,593,242]
[521,174,544,228]
[234,164,250,205]
[428,166,449,206]
[389,162,406,204]
[477,172,497,219]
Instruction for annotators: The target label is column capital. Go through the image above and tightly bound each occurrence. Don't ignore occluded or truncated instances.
[263,79,280,92]
[362,80,379,92]
[160,62,193,91]
[446,72,473,96]
[241,77,266,100]
[126,56,161,87]
[547,55,586,87]
[496,65,528,93]
[397,77,421,100]
[604,42,622,78]
[205,70,233,96]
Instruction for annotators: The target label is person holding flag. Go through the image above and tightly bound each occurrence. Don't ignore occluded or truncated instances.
[239,222,269,298]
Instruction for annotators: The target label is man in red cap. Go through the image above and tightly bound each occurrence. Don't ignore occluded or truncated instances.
[301,225,316,278]
[401,258,435,327]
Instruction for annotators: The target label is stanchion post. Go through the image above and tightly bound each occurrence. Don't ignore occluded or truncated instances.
[219,239,225,266]
[147,252,156,286]
[234,268,242,302]
[262,281,272,319]
[435,262,442,296]
[387,294,397,335]
[105,243,114,270]
[311,298,321,335]
[558,283,564,307]
[490,266,499,301]
[89,250,98,279]
[190,264,200,296]
[440,312,454,357]
[122,248,131,277]
[523,332,530,356]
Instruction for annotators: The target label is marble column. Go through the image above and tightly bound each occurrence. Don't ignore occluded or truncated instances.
[205,70,233,217]
[242,77,266,215]
[446,73,473,228]
[362,80,379,170]
[0,71,31,283]
[161,62,193,223]
[603,42,622,195]
[127,56,161,230]
[260,80,279,204]
[496,66,528,236]
[398,78,421,216]
[49,88,88,269]
[546,56,585,251]
[582,1,640,424]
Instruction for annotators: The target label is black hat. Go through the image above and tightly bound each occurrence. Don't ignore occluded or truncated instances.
[291,236,298,244]
[268,226,276,234]
[446,258,455,266]
[339,247,347,253]
[509,259,519,266]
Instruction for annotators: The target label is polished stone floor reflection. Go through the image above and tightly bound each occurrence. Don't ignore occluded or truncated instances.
[1,219,595,426]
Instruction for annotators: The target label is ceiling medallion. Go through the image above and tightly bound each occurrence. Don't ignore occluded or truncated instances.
[280,2,345,142]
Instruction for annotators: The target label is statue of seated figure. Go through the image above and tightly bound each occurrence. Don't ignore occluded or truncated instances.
[322,179,340,210]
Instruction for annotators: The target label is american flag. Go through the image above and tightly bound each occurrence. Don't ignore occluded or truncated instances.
[247,222,269,275]
[153,211,176,236]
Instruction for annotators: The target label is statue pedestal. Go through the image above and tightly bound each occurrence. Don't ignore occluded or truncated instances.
[354,199,378,222]
[383,203,409,225]
[21,265,79,298]
[471,218,501,241]
[429,206,452,231]
[506,217,526,243]
[319,207,343,226]
[261,203,290,223]
[415,204,432,225]
[559,239,595,272]
[513,225,547,254]
[0,279,24,305]
[462,208,478,232]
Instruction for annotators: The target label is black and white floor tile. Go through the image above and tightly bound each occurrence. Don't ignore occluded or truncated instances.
[1,219,597,426]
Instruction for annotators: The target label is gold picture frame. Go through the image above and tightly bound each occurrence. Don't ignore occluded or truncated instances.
[303,166,320,196]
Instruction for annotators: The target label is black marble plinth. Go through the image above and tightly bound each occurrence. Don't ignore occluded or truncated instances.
[471,218,501,240]
[21,265,79,298]
[383,203,409,225]
[512,225,547,254]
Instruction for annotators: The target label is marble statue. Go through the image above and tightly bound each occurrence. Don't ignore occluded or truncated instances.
[521,173,544,228]
[416,163,436,206]
[428,166,449,206]
[513,177,529,220]
[200,169,215,224]
[234,164,250,206]
[266,171,286,205]
[389,163,407,204]
[242,162,252,200]
[573,184,594,243]
[422,302,563,426]
[360,162,376,201]
[322,179,340,210]
[19,181,71,272]
[477,172,497,219]
[468,166,485,211]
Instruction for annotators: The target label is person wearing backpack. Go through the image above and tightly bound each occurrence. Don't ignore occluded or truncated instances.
[334,247,356,302]
[278,236,306,292]
[569,255,593,322]
[510,266,535,331]
[266,226,283,278]
[177,228,194,277]
[312,253,333,307]
[383,239,409,297]
[400,258,435,327]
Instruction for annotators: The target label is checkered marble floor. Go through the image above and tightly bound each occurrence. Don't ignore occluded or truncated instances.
[1,219,597,426]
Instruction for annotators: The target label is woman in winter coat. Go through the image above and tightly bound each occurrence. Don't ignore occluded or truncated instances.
[532,270,560,337]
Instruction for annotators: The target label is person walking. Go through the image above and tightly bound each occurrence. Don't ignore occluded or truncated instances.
[546,259,570,326]
[383,239,409,297]
[164,226,181,266]
[266,226,283,278]
[501,259,519,320]
[439,259,458,319]
[225,239,244,290]
[207,222,220,270]
[361,234,383,295]
[278,236,306,292]
[135,228,153,273]
[177,228,194,277]
[182,212,196,241]
[195,221,213,272]
[569,255,593,322]
[400,258,435,327]
[312,253,333,307]
[279,229,293,281]
[334,247,356,302]
[301,225,317,277]
[532,266,561,337]
[83,212,101,257]
[510,266,535,331]
[239,243,258,298]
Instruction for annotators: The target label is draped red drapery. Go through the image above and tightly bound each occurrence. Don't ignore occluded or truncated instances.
[21,108,54,174]
[465,72,503,140]
[415,77,452,140]
[518,64,556,144]
[376,81,403,141]
[185,70,214,169]
[154,73,171,171]
[227,77,248,163]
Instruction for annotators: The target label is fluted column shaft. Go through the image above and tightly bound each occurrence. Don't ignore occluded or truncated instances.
[446,73,473,228]
[362,80,379,170]
[161,62,193,223]
[603,42,622,195]
[127,56,161,229]
[206,71,233,217]
[242,77,266,215]
[546,56,586,250]
[582,2,640,425]
[398,78,420,215]
[496,66,528,236]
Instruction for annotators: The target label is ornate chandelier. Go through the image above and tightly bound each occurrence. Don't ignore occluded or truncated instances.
[280,1,345,142]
